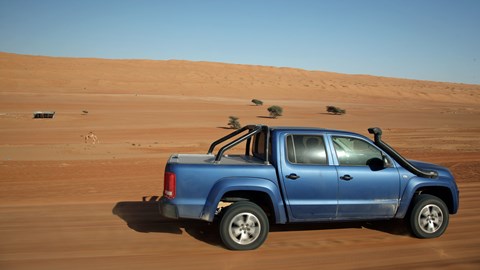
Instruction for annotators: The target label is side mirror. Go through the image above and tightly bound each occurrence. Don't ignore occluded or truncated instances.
[367,158,385,171]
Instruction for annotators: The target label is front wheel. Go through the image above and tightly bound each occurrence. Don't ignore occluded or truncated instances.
[409,194,449,238]
[219,201,269,250]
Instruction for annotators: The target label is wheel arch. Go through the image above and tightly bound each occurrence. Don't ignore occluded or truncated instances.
[220,190,276,223]
[414,186,455,213]
[396,183,457,218]
[200,177,287,223]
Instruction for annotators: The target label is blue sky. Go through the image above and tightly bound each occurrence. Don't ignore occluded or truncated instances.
[1,0,479,84]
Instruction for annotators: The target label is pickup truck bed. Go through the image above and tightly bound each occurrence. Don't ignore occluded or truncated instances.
[168,154,266,165]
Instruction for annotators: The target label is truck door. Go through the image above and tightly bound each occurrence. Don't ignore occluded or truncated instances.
[331,136,401,218]
[280,134,338,221]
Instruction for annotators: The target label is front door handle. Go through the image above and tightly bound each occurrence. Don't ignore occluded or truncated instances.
[286,173,300,180]
[340,174,353,181]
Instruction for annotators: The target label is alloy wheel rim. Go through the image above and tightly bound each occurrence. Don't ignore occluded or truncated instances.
[228,212,261,245]
[418,204,444,234]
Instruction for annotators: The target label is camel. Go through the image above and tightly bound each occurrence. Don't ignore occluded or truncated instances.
[84,131,98,144]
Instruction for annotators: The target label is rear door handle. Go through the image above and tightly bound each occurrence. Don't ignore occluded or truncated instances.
[286,173,300,180]
[340,174,353,181]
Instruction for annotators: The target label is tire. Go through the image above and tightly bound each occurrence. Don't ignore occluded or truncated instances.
[219,201,269,250]
[409,194,449,238]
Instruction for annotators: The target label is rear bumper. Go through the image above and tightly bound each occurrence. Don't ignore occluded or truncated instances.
[158,197,179,219]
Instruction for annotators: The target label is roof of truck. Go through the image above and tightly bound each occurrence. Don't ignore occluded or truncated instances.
[268,125,367,137]
[241,124,373,142]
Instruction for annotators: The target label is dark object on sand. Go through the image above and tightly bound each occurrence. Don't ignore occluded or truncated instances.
[33,111,55,119]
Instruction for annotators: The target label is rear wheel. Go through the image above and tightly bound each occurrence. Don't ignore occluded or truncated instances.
[219,201,269,250]
[409,194,449,238]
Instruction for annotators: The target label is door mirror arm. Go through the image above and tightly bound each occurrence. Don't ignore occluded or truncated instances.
[383,155,392,168]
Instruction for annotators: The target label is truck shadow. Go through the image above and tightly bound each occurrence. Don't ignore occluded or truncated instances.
[113,197,410,248]
[112,197,223,247]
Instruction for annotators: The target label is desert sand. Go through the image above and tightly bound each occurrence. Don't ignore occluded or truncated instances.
[1,52,479,269]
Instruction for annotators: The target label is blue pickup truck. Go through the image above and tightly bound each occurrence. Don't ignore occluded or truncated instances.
[159,125,459,250]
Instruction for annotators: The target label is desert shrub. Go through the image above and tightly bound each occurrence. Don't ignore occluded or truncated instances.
[268,105,283,118]
[228,116,241,129]
[326,106,346,115]
[251,99,263,106]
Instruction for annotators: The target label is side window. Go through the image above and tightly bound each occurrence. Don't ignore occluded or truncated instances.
[286,135,327,165]
[332,136,383,166]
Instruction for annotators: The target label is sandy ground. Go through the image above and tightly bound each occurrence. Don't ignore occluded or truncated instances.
[1,52,480,269]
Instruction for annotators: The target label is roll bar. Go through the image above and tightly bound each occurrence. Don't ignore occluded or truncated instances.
[208,125,269,163]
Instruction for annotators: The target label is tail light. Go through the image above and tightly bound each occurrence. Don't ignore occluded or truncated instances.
[163,172,176,199]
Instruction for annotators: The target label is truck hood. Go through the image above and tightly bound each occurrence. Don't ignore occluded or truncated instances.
[408,160,453,178]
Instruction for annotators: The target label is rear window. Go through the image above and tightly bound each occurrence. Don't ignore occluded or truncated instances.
[252,130,270,162]
[286,134,328,165]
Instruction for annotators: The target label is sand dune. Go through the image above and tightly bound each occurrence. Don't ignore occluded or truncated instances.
[1,52,479,103]
[0,52,479,269]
